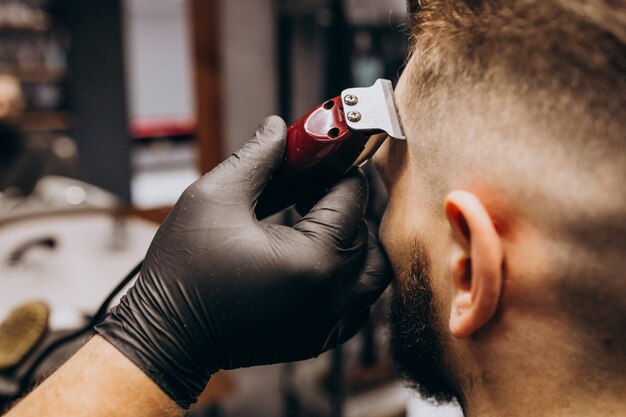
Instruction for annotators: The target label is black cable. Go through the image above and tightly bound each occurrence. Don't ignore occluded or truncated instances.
[14,260,144,396]
[6,237,57,266]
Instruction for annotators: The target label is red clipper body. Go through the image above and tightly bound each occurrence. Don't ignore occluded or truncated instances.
[283,96,368,175]
[256,79,404,218]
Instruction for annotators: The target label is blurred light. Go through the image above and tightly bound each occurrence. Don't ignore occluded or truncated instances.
[52,136,78,159]
[64,185,87,205]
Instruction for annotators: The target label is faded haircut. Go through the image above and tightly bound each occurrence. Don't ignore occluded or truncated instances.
[403,0,626,355]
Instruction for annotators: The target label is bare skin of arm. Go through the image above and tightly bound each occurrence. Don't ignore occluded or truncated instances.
[5,336,182,417]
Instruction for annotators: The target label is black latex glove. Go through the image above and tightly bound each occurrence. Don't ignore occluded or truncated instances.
[95,116,391,408]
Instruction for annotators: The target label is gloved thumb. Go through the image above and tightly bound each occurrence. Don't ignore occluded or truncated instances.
[294,169,368,248]
[194,115,287,205]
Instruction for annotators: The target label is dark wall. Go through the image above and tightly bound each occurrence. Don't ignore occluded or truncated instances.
[60,0,132,202]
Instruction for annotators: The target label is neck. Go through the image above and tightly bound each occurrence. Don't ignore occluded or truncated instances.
[451,321,626,417]
[460,381,626,417]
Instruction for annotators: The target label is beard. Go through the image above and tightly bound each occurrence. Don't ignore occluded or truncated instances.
[389,240,458,403]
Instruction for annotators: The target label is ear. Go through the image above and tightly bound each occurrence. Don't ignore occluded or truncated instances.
[444,190,503,338]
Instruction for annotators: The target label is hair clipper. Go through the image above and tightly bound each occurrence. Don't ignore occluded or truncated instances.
[256,78,405,218]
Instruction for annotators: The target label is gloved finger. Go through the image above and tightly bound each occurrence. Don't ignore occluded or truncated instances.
[293,189,326,217]
[292,167,368,217]
[339,307,370,345]
[337,308,371,345]
[337,219,370,273]
[294,170,368,248]
[194,115,287,205]
[350,225,393,310]
[321,308,371,352]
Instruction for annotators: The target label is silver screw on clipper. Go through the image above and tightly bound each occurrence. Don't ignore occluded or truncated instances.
[347,111,361,122]
[344,94,358,106]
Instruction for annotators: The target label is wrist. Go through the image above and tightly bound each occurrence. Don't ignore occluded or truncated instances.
[6,336,182,417]
[94,280,217,409]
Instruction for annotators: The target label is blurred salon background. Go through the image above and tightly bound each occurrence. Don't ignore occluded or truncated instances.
[0,1,462,416]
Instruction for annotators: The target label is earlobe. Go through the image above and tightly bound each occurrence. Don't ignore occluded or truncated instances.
[444,191,504,338]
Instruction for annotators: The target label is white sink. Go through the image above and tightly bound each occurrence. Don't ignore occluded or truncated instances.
[0,213,157,330]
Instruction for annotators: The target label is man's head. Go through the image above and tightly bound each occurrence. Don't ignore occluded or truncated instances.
[375,0,626,409]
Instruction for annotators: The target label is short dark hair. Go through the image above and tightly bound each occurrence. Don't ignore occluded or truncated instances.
[405,0,626,118]
[404,0,626,242]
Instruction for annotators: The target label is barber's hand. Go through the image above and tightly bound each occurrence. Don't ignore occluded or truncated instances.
[95,116,391,408]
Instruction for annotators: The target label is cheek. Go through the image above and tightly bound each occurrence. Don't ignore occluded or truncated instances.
[380,180,452,303]
[380,188,417,288]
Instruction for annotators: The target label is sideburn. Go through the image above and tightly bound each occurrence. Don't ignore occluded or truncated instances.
[389,239,460,403]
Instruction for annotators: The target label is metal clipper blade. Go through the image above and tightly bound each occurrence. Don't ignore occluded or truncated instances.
[341,79,405,140]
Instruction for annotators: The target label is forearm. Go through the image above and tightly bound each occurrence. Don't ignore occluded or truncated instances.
[5,336,182,417]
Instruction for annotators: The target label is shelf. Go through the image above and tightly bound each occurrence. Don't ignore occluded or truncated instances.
[131,116,196,139]
[0,24,50,34]
[17,111,72,133]
[14,68,68,83]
